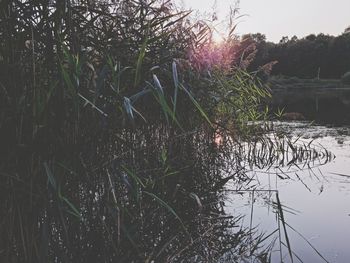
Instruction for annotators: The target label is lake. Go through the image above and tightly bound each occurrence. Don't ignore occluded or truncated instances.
[224,121,350,262]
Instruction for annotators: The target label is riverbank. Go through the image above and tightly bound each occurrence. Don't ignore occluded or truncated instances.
[268,76,350,90]
[266,76,350,124]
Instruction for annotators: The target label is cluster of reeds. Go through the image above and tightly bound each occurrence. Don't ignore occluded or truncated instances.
[242,134,334,172]
[0,1,275,262]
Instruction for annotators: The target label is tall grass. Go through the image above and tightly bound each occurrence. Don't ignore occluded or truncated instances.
[0,1,273,262]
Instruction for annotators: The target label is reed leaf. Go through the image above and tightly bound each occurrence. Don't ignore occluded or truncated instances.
[276,192,294,263]
[134,27,150,88]
[172,61,179,117]
[180,84,213,127]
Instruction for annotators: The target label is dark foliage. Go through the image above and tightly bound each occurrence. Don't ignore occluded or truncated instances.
[245,31,350,79]
[0,1,272,262]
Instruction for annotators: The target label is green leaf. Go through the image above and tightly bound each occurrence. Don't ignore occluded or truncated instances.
[180,84,213,127]
[172,61,179,117]
[121,165,145,188]
[123,97,134,121]
[134,28,149,88]
[61,196,81,219]
[44,162,56,190]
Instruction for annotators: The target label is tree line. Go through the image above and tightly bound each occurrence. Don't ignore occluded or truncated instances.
[245,28,350,79]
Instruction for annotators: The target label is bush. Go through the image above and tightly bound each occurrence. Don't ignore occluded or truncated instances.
[341,71,350,84]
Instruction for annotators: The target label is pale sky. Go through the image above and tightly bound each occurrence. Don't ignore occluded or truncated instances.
[179,0,350,42]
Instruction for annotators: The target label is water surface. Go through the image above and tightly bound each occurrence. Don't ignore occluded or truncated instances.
[225,122,350,263]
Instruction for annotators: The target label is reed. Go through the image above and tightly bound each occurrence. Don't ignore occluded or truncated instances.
[0,1,290,262]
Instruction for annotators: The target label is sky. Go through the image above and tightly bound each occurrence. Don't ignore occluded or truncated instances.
[178,0,350,43]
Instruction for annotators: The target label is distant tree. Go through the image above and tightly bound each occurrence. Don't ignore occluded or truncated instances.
[305,34,316,41]
[245,32,350,79]
[290,35,298,42]
[328,33,350,77]
[249,33,266,43]
[344,26,350,34]
[279,36,289,44]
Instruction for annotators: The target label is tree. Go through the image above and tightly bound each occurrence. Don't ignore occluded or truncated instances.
[245,32,350,79]
[279,36,289,44]
[344,26,350,34]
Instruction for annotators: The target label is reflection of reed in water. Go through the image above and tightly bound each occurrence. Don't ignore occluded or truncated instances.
[2,125,275,262]
[219,127,334,263]
[236,135,333,172]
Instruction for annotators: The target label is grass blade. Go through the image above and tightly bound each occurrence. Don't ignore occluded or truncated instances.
[172,61,179,116]
[276,192,294,263]
[134,27,149,88]
[180,84,213,127]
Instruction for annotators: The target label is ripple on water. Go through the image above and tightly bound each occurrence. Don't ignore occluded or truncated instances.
[225,121,350,263]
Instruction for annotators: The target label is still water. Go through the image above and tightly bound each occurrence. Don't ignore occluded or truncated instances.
[225,122,350,263]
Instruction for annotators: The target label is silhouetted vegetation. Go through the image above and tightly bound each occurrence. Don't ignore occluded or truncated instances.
[245,29,350,79]
[2,0,340,262]
[0,1,277,262]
